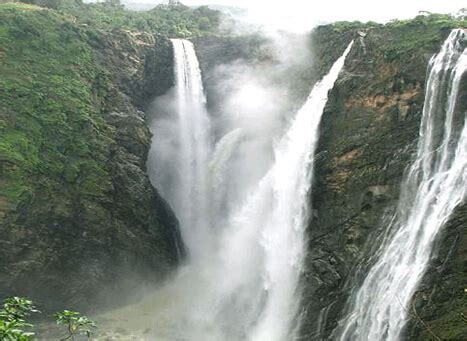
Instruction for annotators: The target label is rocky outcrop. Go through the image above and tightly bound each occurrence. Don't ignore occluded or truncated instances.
[88,29,174,109]
[0,5,181,313]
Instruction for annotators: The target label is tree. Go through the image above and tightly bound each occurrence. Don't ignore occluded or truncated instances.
[54,310,96,340]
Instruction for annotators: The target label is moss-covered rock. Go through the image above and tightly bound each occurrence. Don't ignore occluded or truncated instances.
[0,4,182,313]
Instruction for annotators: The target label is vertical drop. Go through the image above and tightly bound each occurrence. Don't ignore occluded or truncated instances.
[338,29,467,341]
[149,39,212,261]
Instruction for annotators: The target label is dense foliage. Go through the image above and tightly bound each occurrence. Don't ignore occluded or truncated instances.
[0,3,112,207]
[0,297,38,340]
[21,0,223,37]
[329,11,467,33]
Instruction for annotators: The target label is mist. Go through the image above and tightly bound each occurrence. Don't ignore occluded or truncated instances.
[120,0,465,31]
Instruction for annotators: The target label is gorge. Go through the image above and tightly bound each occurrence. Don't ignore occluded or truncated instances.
[147,37,353,340]
[0,1,466,340]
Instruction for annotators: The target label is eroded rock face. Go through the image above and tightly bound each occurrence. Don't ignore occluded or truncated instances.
[0,9,181,313]
[89,29,174,109]
[300,22,467,340]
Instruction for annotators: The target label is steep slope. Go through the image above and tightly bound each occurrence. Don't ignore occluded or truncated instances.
[300,16,467,340]
[0,3,182,312]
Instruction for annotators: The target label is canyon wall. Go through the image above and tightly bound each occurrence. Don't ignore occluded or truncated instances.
[0,4,182,312]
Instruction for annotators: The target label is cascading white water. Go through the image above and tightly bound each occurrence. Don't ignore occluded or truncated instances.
[193,41,354,340]
[338,29,467,341]
[246,40,355,340]
[148,38,353,340]
[149,39,212,261]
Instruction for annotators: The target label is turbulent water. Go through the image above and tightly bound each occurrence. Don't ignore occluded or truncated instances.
[147,39,353,340]
[338,29,467,341]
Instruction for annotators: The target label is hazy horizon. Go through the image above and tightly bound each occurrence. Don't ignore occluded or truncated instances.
[117,0,466,31]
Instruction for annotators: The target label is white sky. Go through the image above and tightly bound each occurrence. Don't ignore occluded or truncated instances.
[130,0,466,31]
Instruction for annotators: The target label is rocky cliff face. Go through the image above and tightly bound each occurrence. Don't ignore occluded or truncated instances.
[0,4,182,312]
[300,19,467,340]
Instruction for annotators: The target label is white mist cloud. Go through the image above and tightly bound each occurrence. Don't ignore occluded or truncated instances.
[126,0,465,31]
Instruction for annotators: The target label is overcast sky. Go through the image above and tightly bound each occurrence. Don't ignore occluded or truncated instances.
[128,0,465,31]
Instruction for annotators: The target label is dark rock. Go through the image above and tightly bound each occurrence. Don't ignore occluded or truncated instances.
[299,20,467,340]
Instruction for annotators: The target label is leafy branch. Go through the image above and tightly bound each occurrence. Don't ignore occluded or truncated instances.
[54,310,96,341]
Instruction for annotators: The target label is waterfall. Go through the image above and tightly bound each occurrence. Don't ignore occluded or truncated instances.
[199,41,354,340]
[338,29,467,341]
[148,38,353,340]
[246,40,355,340]
[149,39,212,261]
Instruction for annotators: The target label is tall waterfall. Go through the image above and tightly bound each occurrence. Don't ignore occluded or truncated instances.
[240,40,354,340]
[149,39,353,340]
[338,29,467,341]
[149,39,212,261]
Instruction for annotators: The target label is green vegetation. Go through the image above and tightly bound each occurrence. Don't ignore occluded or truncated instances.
[0,2,40,10]
[312,12,467,91]
[21,0,223,37]
[0,297,38,340]
[0,0,181,312]
[379,13,467,62]
[0,4,113,207]
[54,310,96,340]
[0,320,34,341]
[0,297,96,340]
[329,11,466,33]
[328,13,467,61]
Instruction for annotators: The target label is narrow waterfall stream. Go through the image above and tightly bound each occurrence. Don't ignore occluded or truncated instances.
[337,29,467,341]
[145,39,354,340]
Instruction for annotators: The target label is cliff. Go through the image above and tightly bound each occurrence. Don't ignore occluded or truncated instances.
[301,16,467,340]
[0,3,182,312]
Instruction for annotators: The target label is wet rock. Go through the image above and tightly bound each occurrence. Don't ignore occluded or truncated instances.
[299,20,466,340]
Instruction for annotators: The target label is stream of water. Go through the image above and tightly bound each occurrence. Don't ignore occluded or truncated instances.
[338,29,467,341]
